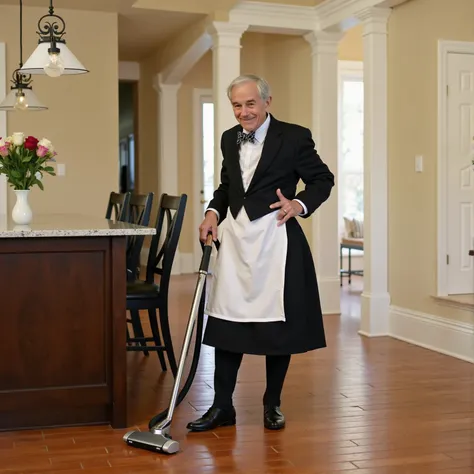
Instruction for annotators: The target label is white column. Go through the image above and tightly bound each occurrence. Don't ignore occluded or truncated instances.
[153,75,181,197]
[304,31,343,315]
[356,7,392,336]
[153,75,181,273]
[208,21,248,188]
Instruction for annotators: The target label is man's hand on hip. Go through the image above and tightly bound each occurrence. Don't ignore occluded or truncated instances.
[199,211,218,242]
[270,189,303,226]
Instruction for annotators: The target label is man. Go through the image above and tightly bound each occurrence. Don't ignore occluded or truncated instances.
[187,74,334,432]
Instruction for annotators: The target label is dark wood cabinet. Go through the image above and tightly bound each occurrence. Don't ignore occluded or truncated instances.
[0,236,127,431]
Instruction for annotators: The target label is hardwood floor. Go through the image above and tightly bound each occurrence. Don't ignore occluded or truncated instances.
[1,275,473,473]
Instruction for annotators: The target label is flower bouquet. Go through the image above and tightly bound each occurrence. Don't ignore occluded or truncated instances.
[0,132,57,224]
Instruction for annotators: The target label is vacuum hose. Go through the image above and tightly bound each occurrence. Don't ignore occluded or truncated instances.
[148,235,219,429]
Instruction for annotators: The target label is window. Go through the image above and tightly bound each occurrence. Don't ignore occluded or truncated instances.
[338,61,364,238]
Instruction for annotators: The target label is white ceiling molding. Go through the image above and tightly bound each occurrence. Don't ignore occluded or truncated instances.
[316,0,399,32]
[157,0,409,81]
[229,0,410,35]
[207,21,250,45]
[228,1,316,34]
[355,6,392,34]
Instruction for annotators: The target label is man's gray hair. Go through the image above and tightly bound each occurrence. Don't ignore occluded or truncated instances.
[227,74,271,101]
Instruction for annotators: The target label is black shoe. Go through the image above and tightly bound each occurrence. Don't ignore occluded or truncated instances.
[264,405,285,430]
[186,406,236,432]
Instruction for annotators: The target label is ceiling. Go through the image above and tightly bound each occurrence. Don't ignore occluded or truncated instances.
[117,9,205,61]
[0,0,137,12]
[0,0,217,60]
[0,0,333,62]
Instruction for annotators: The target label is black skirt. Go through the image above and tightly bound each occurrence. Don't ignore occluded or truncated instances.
[202,217,327,355]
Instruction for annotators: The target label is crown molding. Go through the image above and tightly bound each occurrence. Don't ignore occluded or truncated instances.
[304,31,344,54]
[208,20,250,37]
[228,1,317,34]
[315,0,399,31]
[356,6,391,34]
[227,0,407,35]
[207,21,249,49]
[356,5,392,21]
[156,0,409,82]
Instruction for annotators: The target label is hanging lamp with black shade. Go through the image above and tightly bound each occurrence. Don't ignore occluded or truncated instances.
[20,0,88,77]
[0,0,48,111]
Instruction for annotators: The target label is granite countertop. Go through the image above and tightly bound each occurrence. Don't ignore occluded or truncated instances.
[0,214,156,238]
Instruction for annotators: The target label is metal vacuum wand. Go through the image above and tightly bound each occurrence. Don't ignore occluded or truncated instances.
[123,232,215,455]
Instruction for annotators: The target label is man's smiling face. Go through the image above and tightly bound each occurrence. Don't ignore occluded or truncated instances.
[230,80,271,132]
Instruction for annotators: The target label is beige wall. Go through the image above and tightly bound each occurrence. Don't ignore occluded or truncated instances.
[169,27,363,254]
[0,6,118,217]
[388,0,474,323]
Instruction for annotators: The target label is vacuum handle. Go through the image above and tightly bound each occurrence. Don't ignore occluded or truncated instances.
[199,232,214,273]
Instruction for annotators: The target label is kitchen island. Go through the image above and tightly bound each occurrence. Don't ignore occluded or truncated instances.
[0,214,155,431]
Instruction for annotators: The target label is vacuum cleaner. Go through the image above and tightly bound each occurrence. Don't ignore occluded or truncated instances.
[123,232,218,455]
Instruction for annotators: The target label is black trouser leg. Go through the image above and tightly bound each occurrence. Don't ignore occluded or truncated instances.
[263,355,291,406]
[212,348,243,409]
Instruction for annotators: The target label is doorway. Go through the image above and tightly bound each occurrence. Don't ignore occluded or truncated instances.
[193,88,215,270]
[118,80,138,193]
[439,47,474,295]
[338,60,364,308]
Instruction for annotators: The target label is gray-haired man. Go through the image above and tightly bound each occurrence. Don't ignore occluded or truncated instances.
[188,74,334,431]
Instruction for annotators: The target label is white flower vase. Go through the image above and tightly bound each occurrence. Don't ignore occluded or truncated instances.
[12,190,33,225]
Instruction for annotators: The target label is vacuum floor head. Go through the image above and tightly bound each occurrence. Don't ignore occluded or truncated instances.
[123,430,180,455]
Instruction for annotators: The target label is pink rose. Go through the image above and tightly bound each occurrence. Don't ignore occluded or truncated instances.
[37,145,48,158]
[0,139,8,157]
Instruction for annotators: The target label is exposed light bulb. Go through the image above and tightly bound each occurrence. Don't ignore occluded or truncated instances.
[14,91,28,111]
[44,52,64,77]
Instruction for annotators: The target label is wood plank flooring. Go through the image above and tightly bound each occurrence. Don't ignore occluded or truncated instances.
[1,275,473,473]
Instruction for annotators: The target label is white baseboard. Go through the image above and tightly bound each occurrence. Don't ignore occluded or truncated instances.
[389,305,474,363]
[360,291,391,336]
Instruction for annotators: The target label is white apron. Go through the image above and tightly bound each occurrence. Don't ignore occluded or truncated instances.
[205,118,288,323]
[205,207,288,323]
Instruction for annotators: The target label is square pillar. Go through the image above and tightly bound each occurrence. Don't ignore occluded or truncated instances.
[356,7,392,336]
[305,31,344,315]
[153,75,181,197]
[153,75,181,273]
[208,21,248,188]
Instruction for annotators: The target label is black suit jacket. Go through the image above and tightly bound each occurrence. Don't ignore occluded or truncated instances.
[207,114,334,223]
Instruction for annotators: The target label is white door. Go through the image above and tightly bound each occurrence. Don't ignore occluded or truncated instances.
[193,90,216,270]
[447,52,474,294]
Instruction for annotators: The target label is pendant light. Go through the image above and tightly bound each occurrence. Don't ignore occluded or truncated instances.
[20,0,88,77]
[0,0,47,111]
